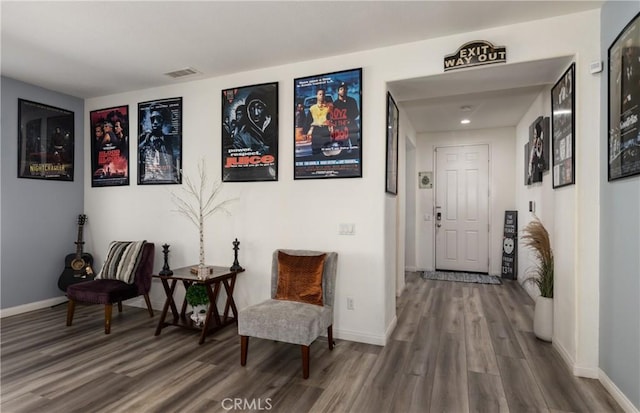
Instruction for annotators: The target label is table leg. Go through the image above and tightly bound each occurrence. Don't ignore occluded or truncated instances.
[210,282,222,326]
[222,274,238,323]
[198,281,223,345]
[180,280,192,321]
[155,279,178,336]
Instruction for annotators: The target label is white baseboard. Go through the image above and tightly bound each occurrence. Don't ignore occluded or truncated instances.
[0,296,68,318]
[599,369,640,413]
[573,364,599,379]
[334,327,386,346]
[553,340,599,379]
[553,339,575,371]
[127,297,164,311]
[405,266,417,272]
[385,315,398,343]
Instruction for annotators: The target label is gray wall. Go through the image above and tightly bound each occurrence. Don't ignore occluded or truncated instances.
[1,76,84,309]
[600,3,640,410]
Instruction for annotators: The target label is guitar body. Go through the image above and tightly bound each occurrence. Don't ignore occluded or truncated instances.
[58,214,95,293]
[58,252,95,292]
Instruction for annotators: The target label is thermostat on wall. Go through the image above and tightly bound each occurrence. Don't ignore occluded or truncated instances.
[589,61,602,74]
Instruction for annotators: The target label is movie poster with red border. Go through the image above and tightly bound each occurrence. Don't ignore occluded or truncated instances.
[90,105,129,187]
[293,68,362,179]
[222,82,278,182]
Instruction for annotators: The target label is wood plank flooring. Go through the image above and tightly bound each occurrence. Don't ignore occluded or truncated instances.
[1,273,624,413]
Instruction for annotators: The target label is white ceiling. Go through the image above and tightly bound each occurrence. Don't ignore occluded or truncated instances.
[391,56,575,132]
[1,1,601,133]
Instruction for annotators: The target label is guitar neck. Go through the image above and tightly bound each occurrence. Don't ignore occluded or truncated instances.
[75,216,86,258]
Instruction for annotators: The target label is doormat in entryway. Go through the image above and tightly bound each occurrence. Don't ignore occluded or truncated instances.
[422,271,502,285]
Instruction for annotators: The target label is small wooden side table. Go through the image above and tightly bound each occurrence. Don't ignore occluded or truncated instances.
[153,265,245,344]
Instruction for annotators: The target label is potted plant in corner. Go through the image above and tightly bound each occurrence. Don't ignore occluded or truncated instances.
[522,216,554,342]
[185,284,209,327]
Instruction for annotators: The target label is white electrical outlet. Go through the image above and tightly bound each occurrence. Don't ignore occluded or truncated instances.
[347,297,355,310]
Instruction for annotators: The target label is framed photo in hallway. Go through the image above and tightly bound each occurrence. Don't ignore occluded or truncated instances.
[137,97,183,185]
[293,68,362,179]
[551,63,575,188]
[386,92,399,195]
[17,99,74,181]
[608,11,640,181]
[221,82,278,182]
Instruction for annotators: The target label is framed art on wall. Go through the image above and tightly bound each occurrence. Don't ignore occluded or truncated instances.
[90,105,130,187]
[222,82,278,182]
[138,97,182,185]
[524,142,531,186]
[293,68,362,179]
[551,63,575,188]
[608,11,640,181]
[527,116,548,185]
[386,92,399,195]
[18,99,74,181]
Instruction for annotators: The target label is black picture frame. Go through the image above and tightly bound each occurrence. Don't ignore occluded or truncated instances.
[551,63,576,188]
[524,142,530,186]
[527,116,549,185]
[90,105,130,187]
[386,92,399,195]
[221,82,278,182]
[138,97,183,185]
[17,99,74,181]
[608,11,640,181]
[293,68,362,179]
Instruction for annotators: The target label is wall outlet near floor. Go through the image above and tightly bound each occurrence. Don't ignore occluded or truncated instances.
[347,297,355,310]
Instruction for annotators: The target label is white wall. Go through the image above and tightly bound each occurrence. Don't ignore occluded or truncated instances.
[415,127,517,275]
[83,9,602,358]
[86,59,392,345]
[514,54,602,378]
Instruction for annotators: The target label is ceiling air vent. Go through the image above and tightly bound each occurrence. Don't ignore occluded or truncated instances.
[164,67,200,79]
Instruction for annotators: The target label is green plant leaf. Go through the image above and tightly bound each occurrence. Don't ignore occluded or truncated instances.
[185,284,209,306]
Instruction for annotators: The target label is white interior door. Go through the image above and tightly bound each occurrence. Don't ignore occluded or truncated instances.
[435,144,489,273]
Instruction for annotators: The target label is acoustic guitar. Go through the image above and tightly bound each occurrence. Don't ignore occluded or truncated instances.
[58,214,94,292]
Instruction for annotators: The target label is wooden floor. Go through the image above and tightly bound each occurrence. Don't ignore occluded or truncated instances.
[1,272,623,413]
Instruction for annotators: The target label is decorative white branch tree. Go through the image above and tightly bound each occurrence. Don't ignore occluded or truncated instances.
[170,159,236,272]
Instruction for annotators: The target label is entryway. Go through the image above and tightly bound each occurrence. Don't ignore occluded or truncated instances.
[434,144,489,273]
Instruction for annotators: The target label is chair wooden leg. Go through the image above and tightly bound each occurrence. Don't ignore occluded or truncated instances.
[117,301,123,313]
[104,304,112,334]
[66,299,75,326]
[328,325,335,350]
[143,293,154,317]
[301,345,310,379]
[240,336,249,366]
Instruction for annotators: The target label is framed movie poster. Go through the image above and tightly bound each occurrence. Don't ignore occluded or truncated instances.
[17,99,74,181]
[524,142,530,186]
[386,92,399,195]
[551,63,575,188]
[138,97,182,185]
[293,68,362,179]
[90,105,129,187]
[608,11,640,181]
[222,82,278,182]
[526,116,548,185]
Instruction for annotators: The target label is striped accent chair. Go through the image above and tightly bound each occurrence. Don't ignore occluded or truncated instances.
[66,242,155,334]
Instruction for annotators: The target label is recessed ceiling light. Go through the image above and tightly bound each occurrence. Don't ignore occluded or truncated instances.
[461,119,471,124]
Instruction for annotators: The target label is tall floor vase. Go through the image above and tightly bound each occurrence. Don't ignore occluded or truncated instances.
[533,296,553,342]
